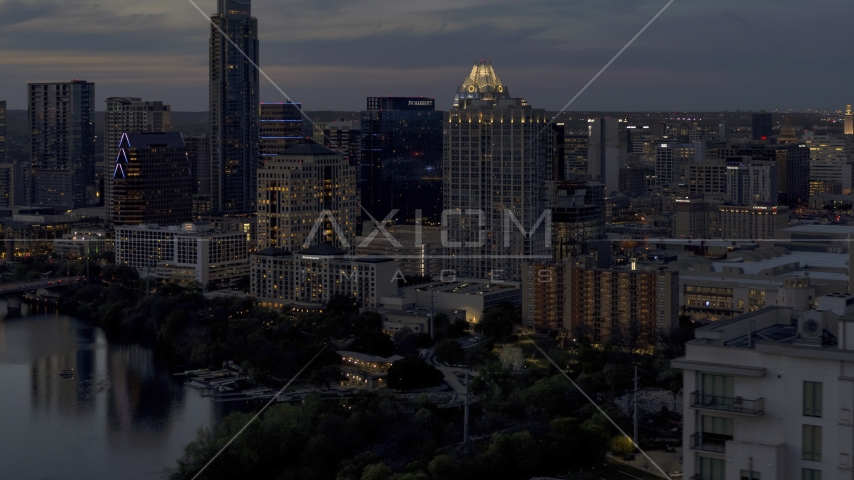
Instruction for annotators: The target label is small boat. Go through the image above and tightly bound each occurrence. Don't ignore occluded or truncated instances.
[59,369,74,378]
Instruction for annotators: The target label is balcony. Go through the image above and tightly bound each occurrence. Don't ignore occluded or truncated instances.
[690,391,764,416]
[689,433,727,453]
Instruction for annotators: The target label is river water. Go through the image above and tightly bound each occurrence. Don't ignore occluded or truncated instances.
[0,303,221,480]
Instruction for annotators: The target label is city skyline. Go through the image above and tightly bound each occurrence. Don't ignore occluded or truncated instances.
[1,0,853,112]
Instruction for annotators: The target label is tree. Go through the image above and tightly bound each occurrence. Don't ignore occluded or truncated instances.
[387,357,444,390]
[327,295,360,318]
[474,307,514,342]
[434,339,465,365]
[360,463,392,480]
[348,331,395,357]
[434,314,470,340]
[310,365,343,389]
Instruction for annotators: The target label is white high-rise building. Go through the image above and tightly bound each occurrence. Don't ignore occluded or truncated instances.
[674,292,854,480]
[588,117,626,193]
[444,61,552,281]
[114,222,248,284]
[256,143,357,252]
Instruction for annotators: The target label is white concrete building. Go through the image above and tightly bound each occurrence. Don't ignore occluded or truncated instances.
[114,222,248,284]
[674,297,854,480]
[250,243,399,310]
[670,248,848,321]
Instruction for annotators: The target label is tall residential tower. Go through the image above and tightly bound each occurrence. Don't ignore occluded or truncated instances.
[444,61,552,281]
[28,80,95,209]
[256,143,357,252]
[209,0,259,213]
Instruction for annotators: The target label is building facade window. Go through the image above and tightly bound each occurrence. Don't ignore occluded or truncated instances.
[804,381,822,417]
[699,456,725,480]
[803,424,822,461]
[702,415,733,447]
[740,471,760,480]
[701,373,734,399]
[802,468,821,480]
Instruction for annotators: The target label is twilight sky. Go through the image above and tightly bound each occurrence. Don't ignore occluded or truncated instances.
[0,0,852,112]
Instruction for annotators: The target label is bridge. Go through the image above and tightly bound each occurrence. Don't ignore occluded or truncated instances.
[0,277,84,295]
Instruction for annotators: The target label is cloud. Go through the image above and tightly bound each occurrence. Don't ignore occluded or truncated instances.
[0,0,853,111]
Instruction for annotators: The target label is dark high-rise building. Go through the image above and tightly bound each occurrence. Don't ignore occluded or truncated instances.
[259,102,304,157]
[752,111,773,141]
[564,133,588,176]
[587,117,626,194]
[0,100,5,163]
[360,96,443,222]
[618,167,646,196]
[323,120,360,167]
[209,0,259,213]
[104,97,171,218]
[736,144,810,208]
[28,80,95,209]
[551,180,605,261]
[550,124,566,181]
[111,132,192,226]
[184,134,210,214]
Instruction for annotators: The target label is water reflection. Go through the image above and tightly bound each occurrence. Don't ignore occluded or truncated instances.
[0,300,222,480]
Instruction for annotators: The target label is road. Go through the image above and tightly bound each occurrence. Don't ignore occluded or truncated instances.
[424,347,478,402]
[0,276,84,294]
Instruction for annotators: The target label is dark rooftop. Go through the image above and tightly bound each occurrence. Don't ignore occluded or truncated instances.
[299,243,347,256]
[354,255,395,264]
[282,141,338,156]
[256,247,292,257]
[122,132,185,149]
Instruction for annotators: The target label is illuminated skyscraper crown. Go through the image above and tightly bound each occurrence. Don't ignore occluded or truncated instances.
[456,60,510,102]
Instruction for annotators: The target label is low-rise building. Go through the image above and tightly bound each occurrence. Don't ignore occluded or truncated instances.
[53,230,107,258]
[379,306,462,337]
[250,243,399,310]
[379,280,521,324]
[114,222,248,284]
[670,248,847,321]
[339,350,403,390]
